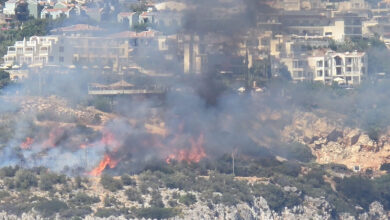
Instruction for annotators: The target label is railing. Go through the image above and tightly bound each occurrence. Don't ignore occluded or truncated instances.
[88,88,166,95]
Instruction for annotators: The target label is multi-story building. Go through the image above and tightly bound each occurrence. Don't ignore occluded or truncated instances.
[3,36,63,67]
[308,50,367,85]
[3,0,18,15]
[324,13,364,41]
[2,30,167,72]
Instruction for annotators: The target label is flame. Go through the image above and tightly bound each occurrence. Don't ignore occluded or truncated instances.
[166,134,206,164]
[20,137,34,149]
[42,128,64,148]
[89,154,119,176]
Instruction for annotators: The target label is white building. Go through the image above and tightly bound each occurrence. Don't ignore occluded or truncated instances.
[40,7,74,19]
[308,50,367,85]
[3,0,18,15]
[3,36,71,67]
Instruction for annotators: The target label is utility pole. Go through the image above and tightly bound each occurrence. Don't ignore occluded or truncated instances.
[232,148,237,176]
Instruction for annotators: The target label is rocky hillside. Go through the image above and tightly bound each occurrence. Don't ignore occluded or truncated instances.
[282,110,390,172]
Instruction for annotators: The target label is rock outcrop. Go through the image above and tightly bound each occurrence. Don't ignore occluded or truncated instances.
[282,111,390,171]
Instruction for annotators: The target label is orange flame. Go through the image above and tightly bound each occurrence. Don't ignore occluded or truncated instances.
[20,137,34,149]
[42,128,64,148]
[89,154,119,176]
[166,134,206,164]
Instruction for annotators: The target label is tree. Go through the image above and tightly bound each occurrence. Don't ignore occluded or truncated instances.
[35,199,68,217]
[100,174,123,192]
[15,2,29,22]
[14,169,37,190]
[179,193,197,206]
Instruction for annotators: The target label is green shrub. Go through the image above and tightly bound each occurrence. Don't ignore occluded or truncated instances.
[121,174,135,186]
[14,170,37,190]
[252,184,302,212]
[125,188,143,203]
[0,190,10,199]
[103,195,118,207]
[4,178,14,189]
[60,207,92,218]
[150,191,164,208]
[0,166,19,177]
[95,208,118,218]
[135,207,179,219]
[93,97,111,113]
[179,193,197,206]
[69,193,100,206]
[39,172,66,191]
[100,174,123,192]
[35,199,68,217]
[337,176,376,209]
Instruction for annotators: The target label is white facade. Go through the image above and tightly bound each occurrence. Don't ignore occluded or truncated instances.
[308,50,367,85]
[3,36,71,67]
[3,0,18,15]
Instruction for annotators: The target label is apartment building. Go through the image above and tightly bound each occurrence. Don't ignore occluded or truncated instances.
[308,50,367,85]
[3,36,64,67]
[2,30,167,72]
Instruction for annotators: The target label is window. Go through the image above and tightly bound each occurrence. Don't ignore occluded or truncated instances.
[59,46,64,52]
[346,58,352,65]
[336,67,342,75]
[293,60,304,68]
[276,44,282,52]
[317,70,323,77]
[293,71,303,77]
[49,56,54,62]
[261,38,269,46]
[317,60,323,67]
[325,70,329,76]
[346,67,352,72]
[59,57,64,62]
[335,56,342,65]
[325,61,329,67]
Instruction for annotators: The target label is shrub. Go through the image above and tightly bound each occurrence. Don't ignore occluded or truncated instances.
[93,97,111,113]
[273,162,301,177]
[380,163,390,172]
[0,166,19,177]
[337,176,376,209]
[121,174,135,186]
[14,170,37,190]
[100,174,123,192]
[35,199,68,217]
[150,191,164,208]
[103,195,118,207]
[69,193,100,206]
[95,208,118,218]
[0,190,10,199]
[39,172,66,191]
[60,207,92,218]
[125,188,143,203]
[179,193,197,206]
[135,207,179,219]
[252,184,302,212]
[4,178,14,189]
